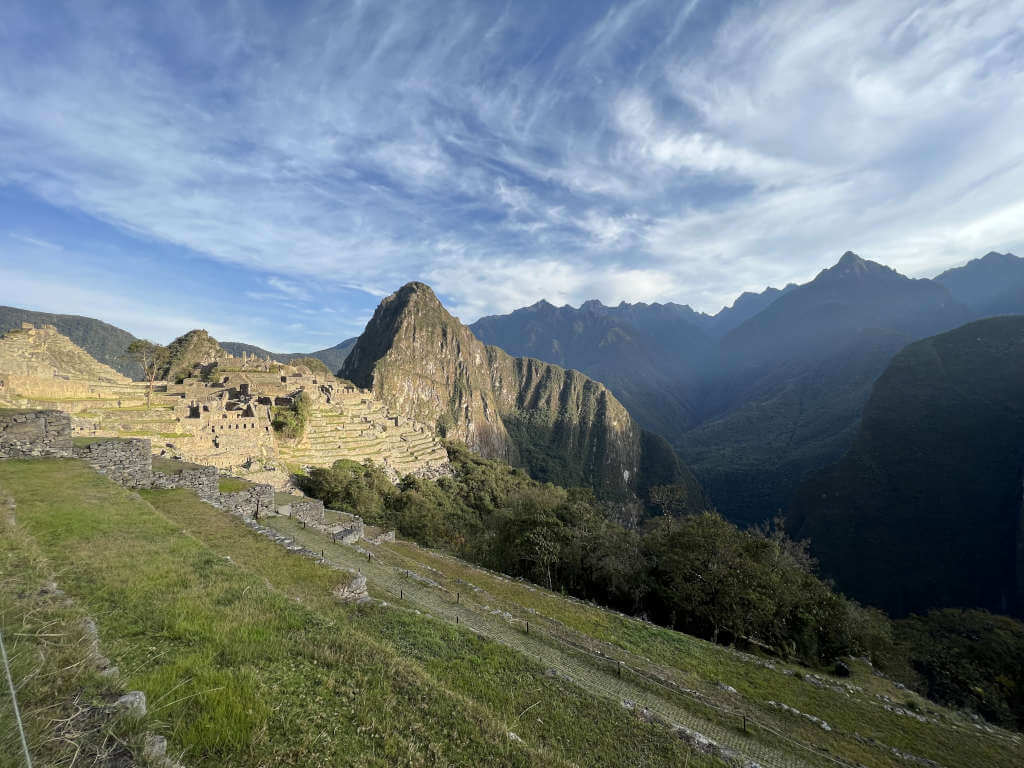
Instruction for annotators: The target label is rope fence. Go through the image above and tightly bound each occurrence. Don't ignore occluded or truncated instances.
[1,624,33,768]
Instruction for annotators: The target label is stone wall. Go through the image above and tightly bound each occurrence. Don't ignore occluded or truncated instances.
[73,438,152,489]
[150,464,220,501]
[278,497,326,525]
[330,510,365,543]
[218,483,275,519]
[0,409,72,458]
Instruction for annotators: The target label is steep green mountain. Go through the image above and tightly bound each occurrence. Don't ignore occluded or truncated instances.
[935,251,1024,316]
[343,282,704,504]
[0,305,141,378]
[221,338,356,374]
[470,299,712,437]
[681,252,973,524]
[788,316,1024,618]
[158,329,232,382]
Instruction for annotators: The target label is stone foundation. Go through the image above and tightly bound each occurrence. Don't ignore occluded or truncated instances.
[330,511,365,543]
[150,463,220,501]
[278,497,326,525]
[0,409,72,458]
[73,438,153,489]
[219,483,275,519]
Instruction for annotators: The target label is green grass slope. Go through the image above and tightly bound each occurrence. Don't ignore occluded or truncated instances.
[0,459,719,768]
[265,513,1024,768]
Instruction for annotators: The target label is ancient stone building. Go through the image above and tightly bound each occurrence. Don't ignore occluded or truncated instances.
[0,324,450,486]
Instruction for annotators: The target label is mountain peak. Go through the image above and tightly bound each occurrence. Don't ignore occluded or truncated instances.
[526,299,556,312]
[817,251,897,283]
[160,329,230,382]
[979,251,1019,264]
[396,281,442,306]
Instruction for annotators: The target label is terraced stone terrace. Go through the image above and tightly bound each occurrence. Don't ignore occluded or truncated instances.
[0,324,451,483]
[278,394,449,479]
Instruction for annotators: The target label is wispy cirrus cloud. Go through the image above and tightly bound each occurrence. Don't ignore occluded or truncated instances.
[0,0,1021,347]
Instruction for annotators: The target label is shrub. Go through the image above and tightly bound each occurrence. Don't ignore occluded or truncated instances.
[271,391,313,439]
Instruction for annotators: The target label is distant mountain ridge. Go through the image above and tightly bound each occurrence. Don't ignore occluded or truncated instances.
[220,338,356,375]
[936,251,1024,316]
[472,251,987,525]
[343,282,705,505]
[471,298,713,437]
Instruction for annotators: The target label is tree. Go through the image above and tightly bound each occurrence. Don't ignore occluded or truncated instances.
[124,339,168,406]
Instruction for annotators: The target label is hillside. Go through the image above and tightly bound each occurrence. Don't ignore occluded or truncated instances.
[680,252,972,524]
[788,316,1024,618]
[3,457,1021,767]
[343,282,703,504]
[0,459,721,768]
[221,337,357,374]
[0,322,131,384]
[0,305,141,378]
[935,251,1024,316]
[158,328,233,382]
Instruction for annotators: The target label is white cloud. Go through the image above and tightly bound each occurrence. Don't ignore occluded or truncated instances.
[0,0,1022,329]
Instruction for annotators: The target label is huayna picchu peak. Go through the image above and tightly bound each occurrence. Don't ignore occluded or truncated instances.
[343,281,704,505]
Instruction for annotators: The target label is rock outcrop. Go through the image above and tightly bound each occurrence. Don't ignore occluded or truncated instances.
[342,282,703,501]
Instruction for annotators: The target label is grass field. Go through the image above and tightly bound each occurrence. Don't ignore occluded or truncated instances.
[0,459,720,767]
[262,516,1024,768]
[0,487,149,768]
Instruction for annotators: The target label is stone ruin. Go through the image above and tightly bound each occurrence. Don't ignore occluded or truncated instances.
[0,409,73,458]
[3,418,386,566]
[0,323,450,486]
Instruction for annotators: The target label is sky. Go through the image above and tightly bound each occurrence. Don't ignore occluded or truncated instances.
[1,0,1022,350]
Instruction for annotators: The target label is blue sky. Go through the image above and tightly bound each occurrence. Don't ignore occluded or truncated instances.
[1,0,1022,350]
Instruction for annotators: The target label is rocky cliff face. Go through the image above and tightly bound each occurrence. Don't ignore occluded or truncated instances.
[342,282,702,502]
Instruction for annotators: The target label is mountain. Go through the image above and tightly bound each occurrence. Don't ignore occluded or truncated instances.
[788,316,1024,618]
[705,283,797,337]
[0,305,141,378]
[0,322,131,385]
[680,252,973,523]
[158,329,232,382]
[470,299,712,438]
[935,251,1024,316]
[221,338,357,374]
[471,252,974,525]
[343,282,704,505]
